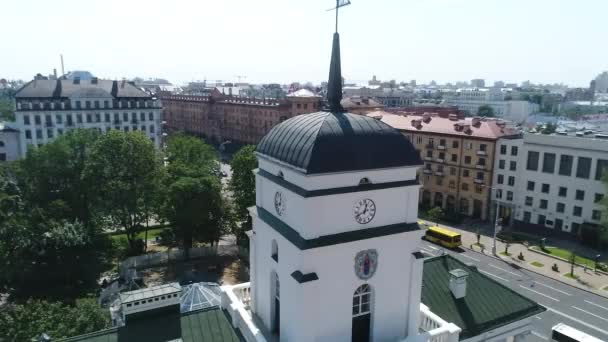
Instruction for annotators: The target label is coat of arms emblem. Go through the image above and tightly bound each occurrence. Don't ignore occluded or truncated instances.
[354,249,378,280]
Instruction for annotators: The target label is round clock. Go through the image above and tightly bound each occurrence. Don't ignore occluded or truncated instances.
[274,191,286,216]
[354,199,376,224]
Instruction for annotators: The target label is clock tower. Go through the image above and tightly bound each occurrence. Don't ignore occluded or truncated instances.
[246,5,424,342]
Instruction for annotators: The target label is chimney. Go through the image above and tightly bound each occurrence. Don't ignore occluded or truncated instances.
[449,269,469,299]
[422,113,431,123]
[471,117,481,126]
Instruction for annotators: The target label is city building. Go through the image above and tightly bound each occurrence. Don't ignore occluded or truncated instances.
[13,78,162,156]
[444,97,539,123]
[492,132,608,237]
[470,79,485,88]
[0,122,20,162]
[62,19,543,342]
[594,71,608,93]
[369,112,519,220]
[341,96,384,114]
[160,89,320,145]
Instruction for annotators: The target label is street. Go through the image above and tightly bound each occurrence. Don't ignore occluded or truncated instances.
[418,240,608,341]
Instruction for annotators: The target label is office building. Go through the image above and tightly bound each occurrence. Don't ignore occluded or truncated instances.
[493,132,608,237]
[13,78,162,156]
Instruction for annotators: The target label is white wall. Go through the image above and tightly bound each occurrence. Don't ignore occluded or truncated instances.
[0,129,21,162]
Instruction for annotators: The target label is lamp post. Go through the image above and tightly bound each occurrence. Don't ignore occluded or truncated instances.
[492,202,502,255]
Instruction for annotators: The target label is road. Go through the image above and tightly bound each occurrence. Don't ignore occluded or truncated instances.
[418,241,608,341]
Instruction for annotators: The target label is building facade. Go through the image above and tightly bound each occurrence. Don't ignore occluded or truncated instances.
[444,98,539,123]
[372,113,519,221]
[492,132,608,236]
[0,123,20,162]
[13,78,162,156]
[160,90,320,145]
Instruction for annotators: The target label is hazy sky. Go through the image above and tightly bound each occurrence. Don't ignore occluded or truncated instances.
[3,0,607,87]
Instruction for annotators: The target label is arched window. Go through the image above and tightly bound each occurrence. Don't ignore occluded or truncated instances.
[271,239,278,262]
[359,177,371,185]
[271,271,280,334]
[352,284,372,342]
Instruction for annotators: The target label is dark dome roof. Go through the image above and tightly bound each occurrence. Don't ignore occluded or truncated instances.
[256,112,422,174]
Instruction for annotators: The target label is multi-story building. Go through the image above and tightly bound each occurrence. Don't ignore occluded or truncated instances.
[0,122,20,162]
[13,78,162,156]
[370,112,519,220]
[470,78,485,88]
[492,132,608,237]
[444,98,539,123]
[160,89,320,145]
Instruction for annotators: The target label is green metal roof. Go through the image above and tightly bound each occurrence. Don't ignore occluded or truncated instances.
[421,255,545,339]
[59,307,244,342]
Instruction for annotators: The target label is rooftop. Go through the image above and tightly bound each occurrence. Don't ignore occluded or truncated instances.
[256,111,422,174]
[368,112,518,140]
[15,79,151,99]
[59,307,243,342]
[119,282,181,304]
[421,255,545,339]
[287,89,320,98]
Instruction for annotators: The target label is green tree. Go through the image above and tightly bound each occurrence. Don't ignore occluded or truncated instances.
[229,145,257,244]
[15,129,101,228]
[163,176,223,257]
[426,207,444,223]
[569,251,576,277]
[0,98,14,121]
[165,133,219,178]
[0,298,109,341]
[476,105,495,117]
[85,131,162,252]
[541,122,557,135]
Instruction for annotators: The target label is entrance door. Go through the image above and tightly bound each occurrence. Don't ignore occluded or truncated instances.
[473,200,483,218]
[352,284,372,342]
[273,273,280,334]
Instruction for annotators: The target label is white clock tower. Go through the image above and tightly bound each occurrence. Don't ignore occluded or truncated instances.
[246,12,425,341]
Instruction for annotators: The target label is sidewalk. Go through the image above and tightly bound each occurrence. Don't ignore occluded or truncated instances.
[423,220,608,297]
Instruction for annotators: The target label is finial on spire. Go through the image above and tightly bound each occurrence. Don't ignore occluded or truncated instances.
[325,0,350,112]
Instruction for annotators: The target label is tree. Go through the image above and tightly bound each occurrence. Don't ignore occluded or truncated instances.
[541,122,557,135]
[0,98,14,121]
[165,133,219,178]
[426,207,444,223]
[229,145,257,244]
[163,176,223,257]
[15,129,101,229]
[569,251,576,277]
[85,131,162,252]
[476,105,495,117]
[0,298,109,341]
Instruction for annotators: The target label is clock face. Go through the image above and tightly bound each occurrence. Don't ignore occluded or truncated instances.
[274,191,286,216]
[354,199,376,224]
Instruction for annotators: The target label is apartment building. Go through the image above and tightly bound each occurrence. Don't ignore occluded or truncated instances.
[0,123,20,162]
[371,112,519,220]
[13,78,162,156]
[160,89,320,145]
[493,132,608,237]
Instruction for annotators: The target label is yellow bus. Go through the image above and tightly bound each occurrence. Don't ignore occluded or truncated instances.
[424,226,462,249]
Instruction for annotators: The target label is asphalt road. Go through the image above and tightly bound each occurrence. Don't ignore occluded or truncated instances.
[418,241,608,342]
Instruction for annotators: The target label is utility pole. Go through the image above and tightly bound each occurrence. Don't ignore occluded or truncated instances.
[492,192,502,255]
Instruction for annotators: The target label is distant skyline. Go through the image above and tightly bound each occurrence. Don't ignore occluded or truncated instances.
[3,0,607,87]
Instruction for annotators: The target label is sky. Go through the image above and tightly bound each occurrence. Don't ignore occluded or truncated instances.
[2,0,607,87]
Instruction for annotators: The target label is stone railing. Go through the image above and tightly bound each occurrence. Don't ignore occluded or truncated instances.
[221,282,267,342]
[417,303,461,342]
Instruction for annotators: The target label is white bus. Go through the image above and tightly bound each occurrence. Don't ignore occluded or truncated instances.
[551,323,604,342]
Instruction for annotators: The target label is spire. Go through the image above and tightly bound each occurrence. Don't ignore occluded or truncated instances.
[326,32,344,112]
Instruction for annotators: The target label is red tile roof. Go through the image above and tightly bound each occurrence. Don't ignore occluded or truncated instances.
[366,112,518,140]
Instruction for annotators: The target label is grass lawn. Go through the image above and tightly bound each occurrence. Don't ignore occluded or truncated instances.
[603,285,608,291]
[564,272,579,280]
[531,246,596,268]
[110,228,168,242]
[531,261,544,267]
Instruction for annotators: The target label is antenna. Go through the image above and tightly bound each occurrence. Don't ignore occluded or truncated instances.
[327,0,351,33]
[60,54,65,76]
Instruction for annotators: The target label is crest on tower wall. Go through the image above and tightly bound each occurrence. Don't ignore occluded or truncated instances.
[354,249,378,280]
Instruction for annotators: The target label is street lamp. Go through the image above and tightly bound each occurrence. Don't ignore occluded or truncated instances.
[488,186,502,256]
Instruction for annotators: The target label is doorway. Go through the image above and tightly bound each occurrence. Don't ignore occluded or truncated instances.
[352,284,372,342]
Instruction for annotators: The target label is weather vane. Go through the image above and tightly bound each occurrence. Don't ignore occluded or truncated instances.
[327,0,351,33]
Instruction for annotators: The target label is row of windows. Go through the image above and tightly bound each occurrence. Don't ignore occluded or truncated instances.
[422,150,488,166]
[23,112,156,125]
[521,196,602,219]
[499,144,519,156]
[423,164,486,180]
[25,126,157,140]
[415,136,489,152]
[527,151,608,180]
[125,293,179,308]
[19,99,155,111]
[497,159,517,171]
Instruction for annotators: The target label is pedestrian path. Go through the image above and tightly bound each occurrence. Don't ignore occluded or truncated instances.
[419,219,608,297]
